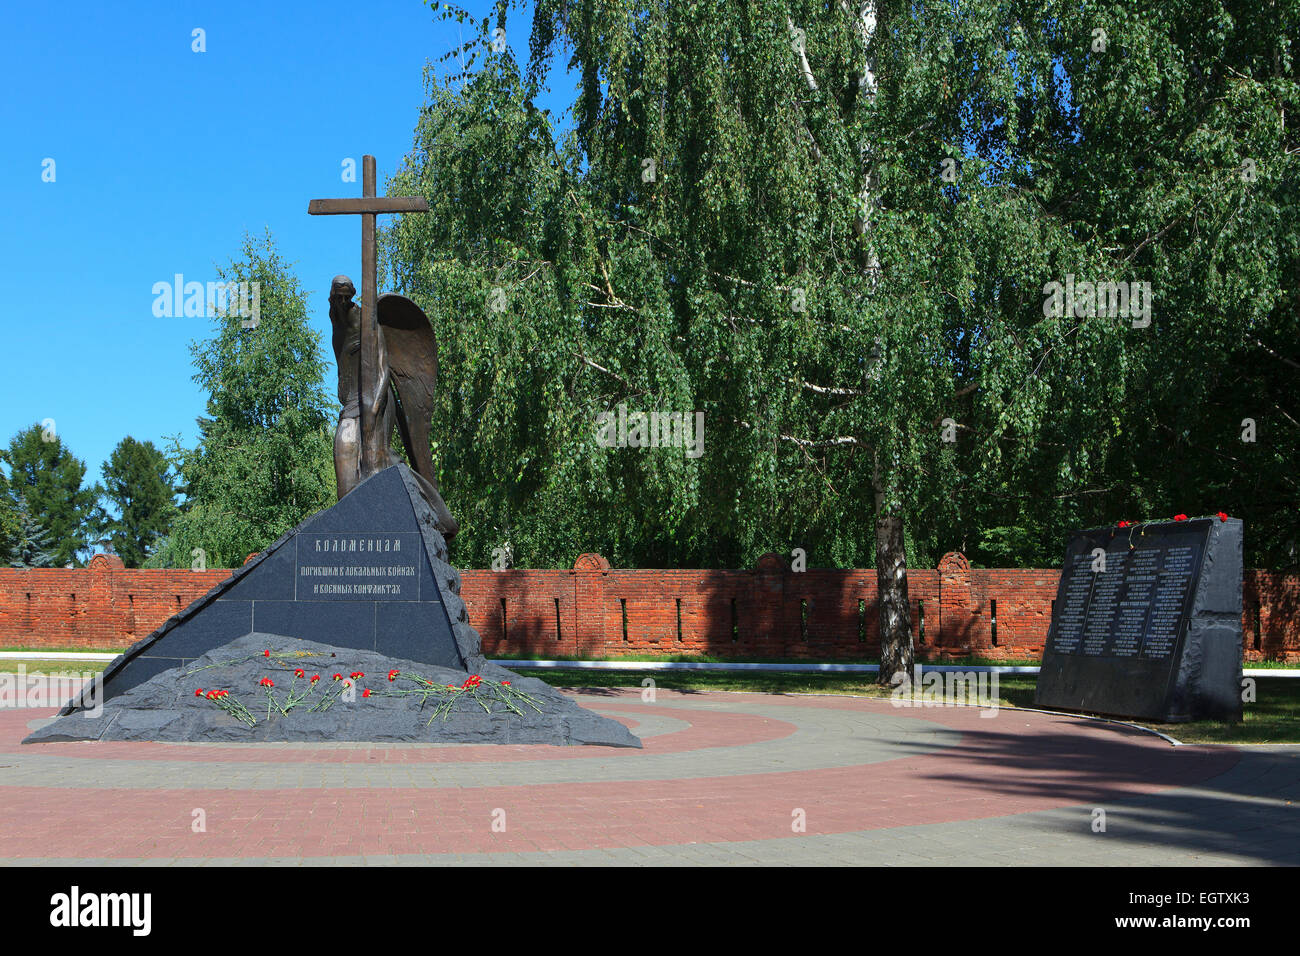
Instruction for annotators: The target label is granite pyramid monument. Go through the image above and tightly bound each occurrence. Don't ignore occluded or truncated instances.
[29,463,639,747]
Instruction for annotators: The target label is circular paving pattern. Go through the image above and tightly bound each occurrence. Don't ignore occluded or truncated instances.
[1,688,1296,866]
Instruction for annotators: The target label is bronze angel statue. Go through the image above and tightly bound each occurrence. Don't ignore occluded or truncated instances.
[328,274,458,539]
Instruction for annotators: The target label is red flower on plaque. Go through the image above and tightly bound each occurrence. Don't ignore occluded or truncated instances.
[1217,511,1228,522]
[342,680,352,688]
[388,670,400,681]
[332,673,342,681]
[350,671,365,679]
[362,689,372,698]
[310,675,321,684]
[206,690,218,700]
[263,650,270,657]
[195,688,204,697]
[501,681,511,686]
[217,691,228,699]
[1174,514,1188,521]
[294,669,305,678]
[1117,521,1129,528]
[259,678,275,688]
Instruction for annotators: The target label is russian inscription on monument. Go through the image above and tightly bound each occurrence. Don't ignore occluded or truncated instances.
[1034,517,1243,722]
[297,533,420,600]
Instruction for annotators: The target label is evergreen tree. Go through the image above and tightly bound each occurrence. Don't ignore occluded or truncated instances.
[8,498,57,569]
[0,468,20,565]
[1,424,99,567]
[98,436,179,567]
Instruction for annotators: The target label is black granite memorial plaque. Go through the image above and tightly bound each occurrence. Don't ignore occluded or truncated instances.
[67,464,477,709]
[1034,517,1243,722]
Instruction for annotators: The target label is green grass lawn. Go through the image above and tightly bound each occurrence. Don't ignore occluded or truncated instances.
[0,649,122,657]
[524,669,1300,745]
[1,660,109,676]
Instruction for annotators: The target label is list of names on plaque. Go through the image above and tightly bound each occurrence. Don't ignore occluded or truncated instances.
[1049,537,1202,662]
[1053,553,1094,654]
[1111,547,1159,657]
[1082,550,1128,656]
[1141,544,1196,659]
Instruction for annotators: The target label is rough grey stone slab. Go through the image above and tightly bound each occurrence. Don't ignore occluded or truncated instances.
[25,632,641,748]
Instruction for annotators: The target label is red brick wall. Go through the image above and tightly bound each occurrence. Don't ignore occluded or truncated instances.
[0,555,228,650]
[2,551,1297,662]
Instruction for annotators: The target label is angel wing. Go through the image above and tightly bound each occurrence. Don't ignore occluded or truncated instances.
[378,293,455,535]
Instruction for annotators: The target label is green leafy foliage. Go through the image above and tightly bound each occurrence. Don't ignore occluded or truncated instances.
[154,232,336,569]
[384,0,1297,573]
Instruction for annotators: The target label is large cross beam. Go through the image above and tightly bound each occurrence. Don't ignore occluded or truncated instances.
[309,155,428,476]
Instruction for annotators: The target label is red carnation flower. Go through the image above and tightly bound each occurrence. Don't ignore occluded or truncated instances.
[342,680,351,688]
[332,673,342,681]
[388,669,400,681]
[206,690,217,699]
[195,688,204,697]
[1117,520,1129,528]
[259,677,275,688]
[350,671,364,679]
[362,689,372,698]
[1174,514,1188,521]
[501,681,511,686]
[263,650,270,657]
[295,669,305,678]
[1217,511,1228,522]
[310,675,320,683]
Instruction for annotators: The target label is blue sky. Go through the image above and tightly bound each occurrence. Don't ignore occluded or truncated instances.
[1,0,564,487]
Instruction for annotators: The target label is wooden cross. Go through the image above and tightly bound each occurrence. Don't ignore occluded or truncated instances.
[309,155,428,476]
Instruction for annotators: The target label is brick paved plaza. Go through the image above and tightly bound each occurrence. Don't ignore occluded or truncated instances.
[2,688,1297,866]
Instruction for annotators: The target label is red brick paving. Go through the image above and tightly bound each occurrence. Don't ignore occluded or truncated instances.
[0,690,1241,860]
[0,701,792,762]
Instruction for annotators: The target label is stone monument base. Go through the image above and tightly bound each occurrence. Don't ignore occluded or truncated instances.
[24,632,641,747]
